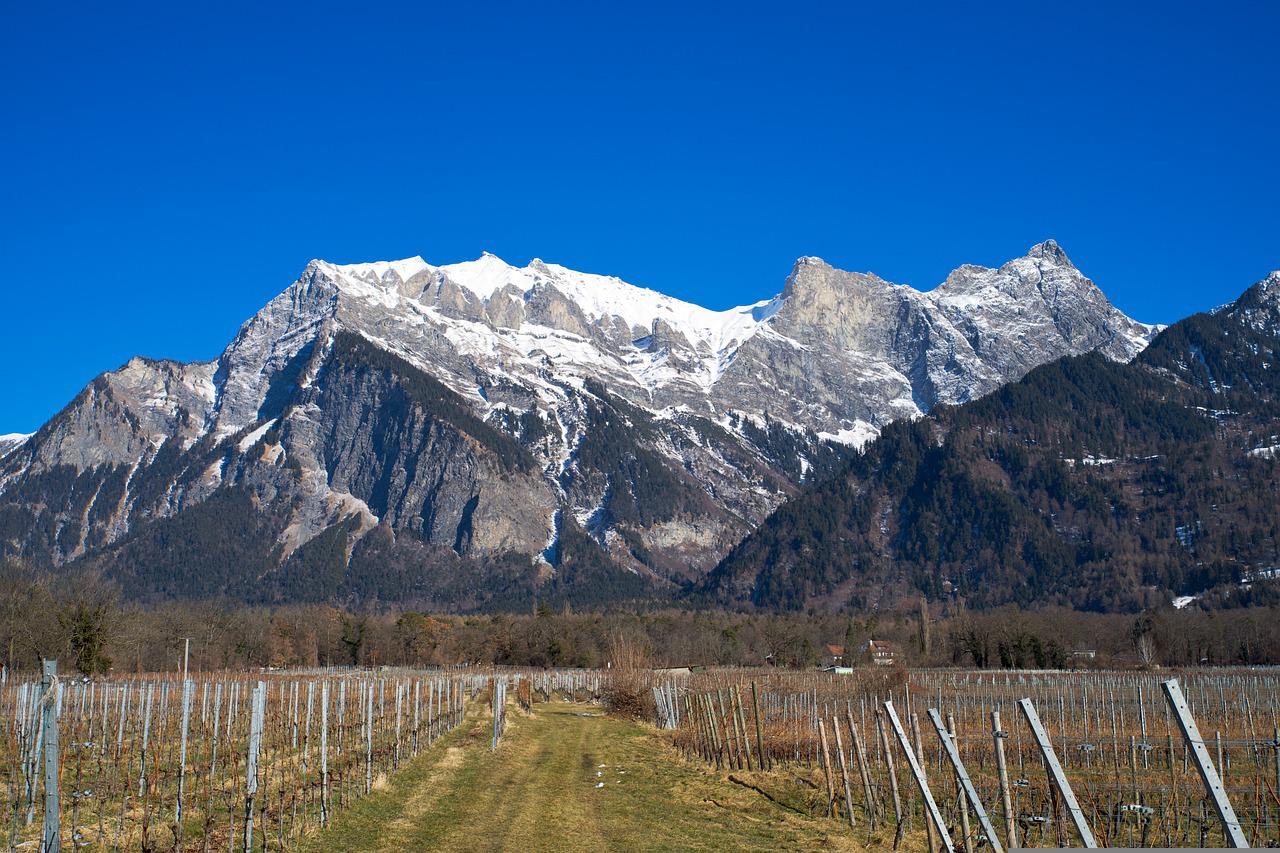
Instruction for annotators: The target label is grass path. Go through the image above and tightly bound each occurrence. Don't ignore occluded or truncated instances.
[302,701,869,852]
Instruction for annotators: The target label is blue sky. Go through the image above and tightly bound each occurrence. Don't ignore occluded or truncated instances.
[1,1,1277,433]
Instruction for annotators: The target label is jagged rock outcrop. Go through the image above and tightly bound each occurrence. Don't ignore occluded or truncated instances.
[702,270,1280,613]
[0,241,1157,607]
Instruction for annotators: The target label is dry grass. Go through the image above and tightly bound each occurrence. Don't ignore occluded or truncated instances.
[302,700,875,852]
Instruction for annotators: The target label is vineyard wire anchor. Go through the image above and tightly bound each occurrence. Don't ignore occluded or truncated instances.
[928,708,1005,853]
[1159,678,1250,849]
[1017,697,1097,848]
[881,700,954,853]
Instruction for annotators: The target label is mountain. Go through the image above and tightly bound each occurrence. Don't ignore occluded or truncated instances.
[702,272,1280,613]
[0,241,1156,608]
[0,434,30,458]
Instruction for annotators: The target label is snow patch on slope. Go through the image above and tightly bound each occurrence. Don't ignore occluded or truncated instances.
[0,433,32,458]
[238,419,277,452]
[318,252,795,397]
[323,256,432,285]
[817,421,879,449]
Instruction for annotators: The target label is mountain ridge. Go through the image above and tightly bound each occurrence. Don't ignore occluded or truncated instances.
[702,272,1280,613]
[0,241,1163,608]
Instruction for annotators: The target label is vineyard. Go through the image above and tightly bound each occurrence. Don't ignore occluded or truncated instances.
[664,667,1280,849]
[2,661,597,852]
[7,659,1280,851]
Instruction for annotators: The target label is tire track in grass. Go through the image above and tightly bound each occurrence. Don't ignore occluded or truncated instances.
[492,709,607,852]
[306,702,864,853]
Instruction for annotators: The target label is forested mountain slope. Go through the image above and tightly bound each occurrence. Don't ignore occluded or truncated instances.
[0,242,1153,609]
[702,272,1280,613]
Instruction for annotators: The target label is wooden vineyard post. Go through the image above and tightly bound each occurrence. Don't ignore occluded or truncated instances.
[818,720,836,817]
[395,682,403,767]
[206,681,222,828]
[751,682,768,772]
[244,681,265,853]
[699,693,712,763]
[1159,678,1249,848]
[832,718,856,827]
[847,709,877,830]
[138,683,153,798]
[1274,726,1279,818]
[716,691,738,771]
[882,701,954,852]
[701,696,721,768]
[696,695,711,768]
[928,708,1004,853]
[723,687,739,767]
[1017,697,1097,848]
[690,694,706,761]
[490,679,507,752]
[874,709,903,825]
[992,710,1017,850]
[176,678,192,828]
[365,684,374,795]
[41,659,60,853]
[412,680,420,756]
[733,687,754,771]
[320,681,330,827]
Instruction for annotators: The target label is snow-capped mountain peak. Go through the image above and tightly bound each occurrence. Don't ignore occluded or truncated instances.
[271,242,1160,443]
[437,252,534,298]
[313,252,788,386]
[0,239,1166,600]
[317,255,433,286]
[0,433,32,459]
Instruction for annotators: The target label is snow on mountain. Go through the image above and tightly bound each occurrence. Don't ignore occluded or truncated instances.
[1228,270,1280,336]
[302,239,1157,439]
[317,251,785,395]
[0,240,1164,605]
[0,434,31,458]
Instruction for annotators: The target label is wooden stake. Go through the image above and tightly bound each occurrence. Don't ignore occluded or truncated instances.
[992,710,1017,850]
[818,720,837,817]
[847,709,877,830]
[832,717,856,827]
[875,709,903,825]
[751,682,768,772]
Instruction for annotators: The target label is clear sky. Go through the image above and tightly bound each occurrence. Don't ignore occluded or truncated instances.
[1,2,1277,433]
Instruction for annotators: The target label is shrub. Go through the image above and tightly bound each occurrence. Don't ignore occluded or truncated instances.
[601,632,657,721]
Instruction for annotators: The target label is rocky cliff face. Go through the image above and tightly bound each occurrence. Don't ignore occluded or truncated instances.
[702,271,1280,613]
[0,241,1157,607]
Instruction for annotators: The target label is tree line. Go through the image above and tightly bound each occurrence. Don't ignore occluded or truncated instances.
[4,559,1280,675]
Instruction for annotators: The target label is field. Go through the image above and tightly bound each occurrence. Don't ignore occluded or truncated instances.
[4,663,1278,850]
[668,667,1280,849]
[299,701,869,853]
[2,666,493,851]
